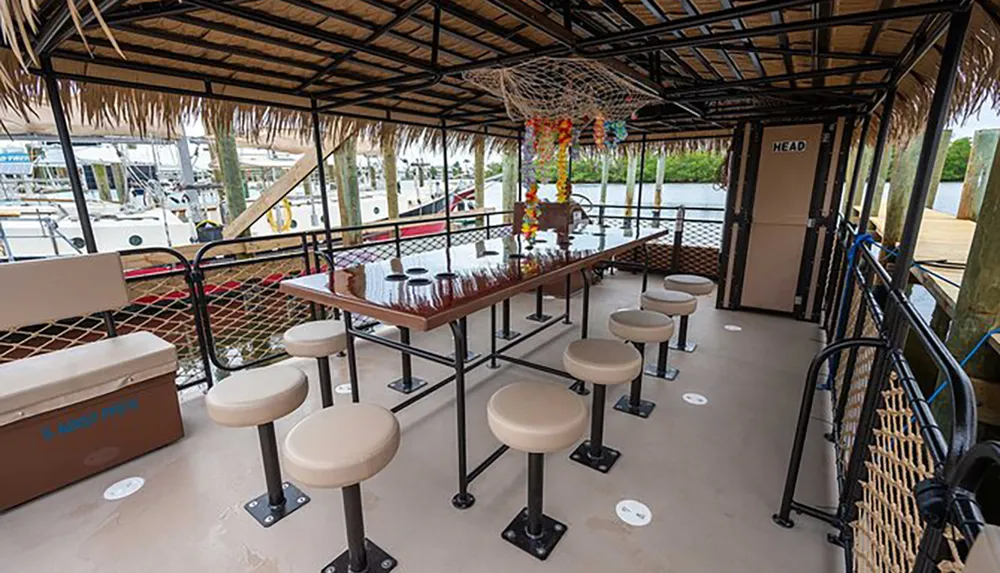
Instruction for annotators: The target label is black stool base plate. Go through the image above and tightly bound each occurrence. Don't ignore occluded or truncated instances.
[322,539,397,573]
[613,396,656,419]
[387,376,427,394]
[644,364,679,380]
[501,508,567,561]
[670,340,698,353]
[244,482,309,528]
[449,351,482,362]
[495,329,521,341]
[524,313,552,323]
[452,492,476,509]
[569,441,620,473]
[568,380,591,396]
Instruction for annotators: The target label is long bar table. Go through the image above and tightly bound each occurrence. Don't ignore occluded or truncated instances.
[280,226,668,508]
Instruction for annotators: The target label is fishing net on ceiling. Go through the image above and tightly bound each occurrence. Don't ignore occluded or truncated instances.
[463,57,661,122]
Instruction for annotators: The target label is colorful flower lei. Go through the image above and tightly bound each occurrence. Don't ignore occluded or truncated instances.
[555,118,572,203]
[521,118,540,241]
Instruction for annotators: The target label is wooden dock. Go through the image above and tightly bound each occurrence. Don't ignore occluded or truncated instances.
[868,207,1000,355]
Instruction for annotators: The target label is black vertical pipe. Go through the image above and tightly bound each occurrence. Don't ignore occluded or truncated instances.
[399,327,414,388]
[343,312,360,403]
[677,315,689,348]
[629,342,646,408]
[636,134,647,228]
[858,88,897,232]
[442,123,452,249]
[311,103,334,256]
[450,320,474,509]
[641,243,649,292]
[656,341,669,373]
[517,133,524,203]
[842,114,872,224]
[257,423,286,508]
[535,286,544,317]
[502,298,512,336]
[588,385,606,457]
[43,62,96,254]
[317,357,334,408]
[490,305,498,368]
[563,273,571,324]
[580,270,590,339]
[342,484,368,572]
[527,453,545,537]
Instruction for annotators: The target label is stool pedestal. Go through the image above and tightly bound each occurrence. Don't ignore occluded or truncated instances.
[614,342,656,418]
[245,422,310,528]
[645,340,680,380]
[670,315,698,353]
[502,453,567,561]
[569,385,621,473]
[322,484,397,573]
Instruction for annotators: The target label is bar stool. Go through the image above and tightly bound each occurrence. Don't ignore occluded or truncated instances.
[283,319,347,408]
[663,274,715,296]
[642,288,699,353]
[487,382,587,561]
[284,403,401,573]
[608,309,675,418]
[563,339,641,473]
[205,365,310,528]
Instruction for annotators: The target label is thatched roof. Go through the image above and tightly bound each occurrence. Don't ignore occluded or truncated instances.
[2,0,999,152]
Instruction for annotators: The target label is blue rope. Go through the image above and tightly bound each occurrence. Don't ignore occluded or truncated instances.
[927,328,1000,405]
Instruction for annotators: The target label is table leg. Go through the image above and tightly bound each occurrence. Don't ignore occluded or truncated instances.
[489,304,499,369]
[449,320,475,510]
[563,274,572,324]
[388,327,427,394]
[496,298,520,340]
[343,311,360,403]
[642,243,649,293]
[570,270,591,396]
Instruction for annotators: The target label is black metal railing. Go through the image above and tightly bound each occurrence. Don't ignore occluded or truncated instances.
[776,215,995,572]
[0,204,723,391]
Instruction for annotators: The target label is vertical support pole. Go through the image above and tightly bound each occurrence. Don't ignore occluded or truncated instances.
[526,453,544,537]
[526,285,550,322]
[570,269,590,396]
[841,115,872,224]
[497,297,519,340]
[490,304,498,368]
[630,343,646,408]
[442,122,452,249]
[636,134,647,228]
[450,320,475,509]
[563,273,572,324]
[342,484,368,573]
[671,206,684,273]
[653,152,666,228]
[502,150,517,224]
[43,64,96,254]
[312,103,334,254]
[258,423,286,508]
[517,133,524,203]
[957,129,1000,221]
[588,384,606,456]
[317,357,334,408]
[641,243,649,292]
[599,153,610,227]
[343,311,360,403]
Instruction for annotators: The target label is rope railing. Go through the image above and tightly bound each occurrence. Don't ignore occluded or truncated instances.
[775,216,995,572]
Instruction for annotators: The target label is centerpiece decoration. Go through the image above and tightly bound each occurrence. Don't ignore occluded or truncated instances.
[465,57,660,241]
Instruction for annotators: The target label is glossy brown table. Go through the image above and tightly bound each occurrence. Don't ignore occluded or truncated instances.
[280,226,668,509]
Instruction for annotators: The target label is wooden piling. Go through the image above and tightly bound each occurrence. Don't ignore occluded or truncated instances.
[473,135,485,225]
[334,135,362,245]
[653,153,665,228]
[957,128,1000,221]
[214,124,246,230]
[111,162,127,204]
[92,164,112,203]
[501,151,516,223]
[882,130,949,249]
[925,129,952,209]
[623,150,637,227]
[946,144,1000,429]
[870,143,893,217]
[382,124,399,221]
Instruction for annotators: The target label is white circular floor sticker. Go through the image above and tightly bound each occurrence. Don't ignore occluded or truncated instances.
[724,324,743,332]
[104,477,144,501]
[616,499,652,526]
[334,383,353,395]
[682,393,709,406]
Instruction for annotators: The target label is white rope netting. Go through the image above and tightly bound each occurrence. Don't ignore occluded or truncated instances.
[464,57,660,121]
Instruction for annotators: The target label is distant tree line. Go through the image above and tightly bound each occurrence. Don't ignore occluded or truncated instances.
[485,151,725,184]
[941,137,971,181]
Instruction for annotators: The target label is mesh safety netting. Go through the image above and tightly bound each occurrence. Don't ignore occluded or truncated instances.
[463,57,660,121]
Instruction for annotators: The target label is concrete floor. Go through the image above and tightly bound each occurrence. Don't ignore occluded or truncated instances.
[0,273,844,573]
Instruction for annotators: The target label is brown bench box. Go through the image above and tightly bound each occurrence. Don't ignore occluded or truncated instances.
[0,371,183,511]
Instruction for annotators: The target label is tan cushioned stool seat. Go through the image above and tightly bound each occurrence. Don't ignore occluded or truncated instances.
[283,320,347,358]
[641,289,697,316]
[0,331,177,427]
[663,274,715,296]
[563,339,642,386]
[487,382,587,454]
[206,366,308,427]
[284,403,400,488]
[609,309,675,343]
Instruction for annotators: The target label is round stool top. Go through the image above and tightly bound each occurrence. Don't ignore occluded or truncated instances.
[283,320,347,358]
[206,365,308,427]
[283,403,400,488]
[563,339,642,386]
[642,289,697,316]
[487,382,587,454]
[663,274,715,296]
[609,309,675,343]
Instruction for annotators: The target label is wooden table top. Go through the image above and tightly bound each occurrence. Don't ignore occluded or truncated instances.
[280,226,669,331]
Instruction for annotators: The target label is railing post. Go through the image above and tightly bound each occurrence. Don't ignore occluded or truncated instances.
[186,264,215,389]
[394,222,402,258]
[311,100,334,258]
[671,206,685,273]
[442,121,452,250]
[636,134,647,229]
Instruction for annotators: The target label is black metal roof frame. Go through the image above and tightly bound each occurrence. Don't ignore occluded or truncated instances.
[26,0,978,139]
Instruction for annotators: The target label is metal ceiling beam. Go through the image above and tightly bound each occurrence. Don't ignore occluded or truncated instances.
[849,0,898,86]
[184,0,435,71]
[35,0,125,55]
[675,0,745,80]
[598,0,702,82]
[699,43,897,63]
[666,62,891,97]
[480,0,575,47]
[715,0,767,78]
[628,0,722,82]
[296,0,433,92]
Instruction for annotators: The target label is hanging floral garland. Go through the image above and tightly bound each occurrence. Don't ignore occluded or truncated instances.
[593,113,606,153]
[605,120,628,150]
[521,118,540,241]
[555,118,573,203]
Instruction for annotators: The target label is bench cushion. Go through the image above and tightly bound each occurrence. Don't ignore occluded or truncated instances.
[0,332,177,427]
